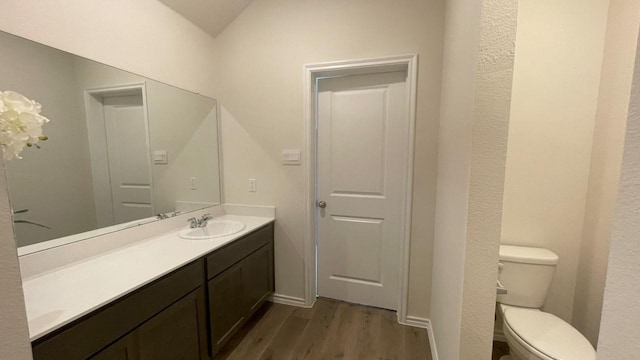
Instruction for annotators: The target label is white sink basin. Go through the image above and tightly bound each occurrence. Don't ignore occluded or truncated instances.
[179,220,246,240]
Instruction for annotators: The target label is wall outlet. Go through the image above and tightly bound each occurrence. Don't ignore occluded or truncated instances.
[249,178,257,192]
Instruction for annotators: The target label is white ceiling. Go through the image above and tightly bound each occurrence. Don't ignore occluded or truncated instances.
[159,0,255,38]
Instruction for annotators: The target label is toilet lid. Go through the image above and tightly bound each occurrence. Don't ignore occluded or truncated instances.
[503,307,596,360]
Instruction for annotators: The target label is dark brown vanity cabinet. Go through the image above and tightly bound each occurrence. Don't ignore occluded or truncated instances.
[136,287,208,360]
[91,287,208,360]
[32,259,208,360]
[90,335,136,360]
[207,223,275,355]
[31,222,274,360]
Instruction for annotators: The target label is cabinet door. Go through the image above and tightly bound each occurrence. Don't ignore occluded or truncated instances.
[209,261,246,353]
[33,260,205,360]
[91,334,137,360]
[136,288,208,360]
[243,244,273,313]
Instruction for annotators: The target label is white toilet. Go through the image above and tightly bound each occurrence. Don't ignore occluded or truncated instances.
[497,245,596,360]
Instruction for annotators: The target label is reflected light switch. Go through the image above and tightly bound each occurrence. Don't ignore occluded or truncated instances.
[153,150,168,165]
[282,149,301,165]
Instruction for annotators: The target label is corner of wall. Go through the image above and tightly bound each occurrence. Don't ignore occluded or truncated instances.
[0,157,33,360]
[460,1,519,359]
[573,0,640,347]
[596,22,640,359]
[430,0,483,357]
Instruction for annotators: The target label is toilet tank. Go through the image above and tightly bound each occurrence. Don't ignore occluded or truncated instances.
[497,245,559,308]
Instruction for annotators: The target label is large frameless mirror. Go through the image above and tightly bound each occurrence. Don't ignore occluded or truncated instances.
[0,31,222,253]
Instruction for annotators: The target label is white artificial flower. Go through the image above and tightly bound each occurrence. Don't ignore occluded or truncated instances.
[2,91,40,113]
[0,91,50,161]
[0,96,6,113]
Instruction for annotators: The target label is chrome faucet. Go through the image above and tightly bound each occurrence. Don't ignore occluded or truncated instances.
[187,213,213,228]
[199,213,213,227]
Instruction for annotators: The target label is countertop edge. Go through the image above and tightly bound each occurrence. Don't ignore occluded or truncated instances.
[25,215,275,342]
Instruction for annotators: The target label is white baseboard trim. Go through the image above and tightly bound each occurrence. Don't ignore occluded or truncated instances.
[426,320,439,360]
[402,315,430,328]
[398,316,438,360]
[268,293,312,308]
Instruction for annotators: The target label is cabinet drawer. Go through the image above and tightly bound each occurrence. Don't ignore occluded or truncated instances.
[206,223,273,279]
[32,260,204,360]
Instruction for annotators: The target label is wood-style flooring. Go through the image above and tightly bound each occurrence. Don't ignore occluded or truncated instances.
[492,341,510,360]
[215,298,432,360]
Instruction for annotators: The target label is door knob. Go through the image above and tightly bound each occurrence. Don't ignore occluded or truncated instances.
[317,201,327,208]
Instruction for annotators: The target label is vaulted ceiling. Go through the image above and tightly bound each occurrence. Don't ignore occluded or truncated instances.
[158,0,255,38]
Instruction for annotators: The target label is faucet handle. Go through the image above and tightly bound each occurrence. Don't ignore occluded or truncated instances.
[187,217,199,228]
[201,213,213,221]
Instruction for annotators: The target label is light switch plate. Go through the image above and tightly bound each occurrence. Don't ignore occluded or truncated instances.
[248,178,257,192]
[153,150,168,164]
[282,149,301,165]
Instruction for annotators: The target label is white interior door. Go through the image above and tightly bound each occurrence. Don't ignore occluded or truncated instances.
[103,94,154,224]
[316,71,409,310]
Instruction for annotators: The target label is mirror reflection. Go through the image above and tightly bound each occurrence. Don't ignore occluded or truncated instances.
[0,31,221,249]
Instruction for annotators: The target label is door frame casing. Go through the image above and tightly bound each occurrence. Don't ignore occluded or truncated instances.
[302,54,418,323]
[84,83,154,226]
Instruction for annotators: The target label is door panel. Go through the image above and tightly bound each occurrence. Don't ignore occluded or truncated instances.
[329,88,387,195]
[103,94,153,224]
[326,215,384,285]
[317,71,408,310]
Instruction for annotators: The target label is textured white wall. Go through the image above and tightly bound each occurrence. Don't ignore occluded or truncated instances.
[596,27,640,360]
[213,0,445,318]
[431,0,517,358]
[501,0,610,323]
[460,0,517,358]
[0,159,32,359]
[574,0,640,346]
[0,0,218,356]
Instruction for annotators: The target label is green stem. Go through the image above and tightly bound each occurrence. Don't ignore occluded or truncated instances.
[14,220,51,229]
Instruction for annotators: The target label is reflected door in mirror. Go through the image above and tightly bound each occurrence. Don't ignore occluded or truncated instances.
[102,94,153,224]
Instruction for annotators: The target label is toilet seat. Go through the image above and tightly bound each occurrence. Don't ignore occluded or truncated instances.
[501,305,596,360]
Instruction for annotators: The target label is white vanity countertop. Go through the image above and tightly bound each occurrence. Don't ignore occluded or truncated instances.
[21,214,274,341]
